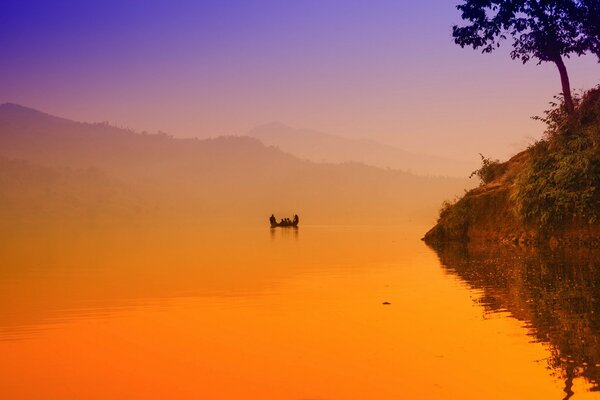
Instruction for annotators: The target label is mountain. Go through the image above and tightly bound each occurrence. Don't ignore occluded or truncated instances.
[0,157,143,220]
[246,122,475,177]
[0,103,472,224]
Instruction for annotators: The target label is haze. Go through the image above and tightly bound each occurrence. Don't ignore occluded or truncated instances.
[5,2,600,399]
[3,0,598,162]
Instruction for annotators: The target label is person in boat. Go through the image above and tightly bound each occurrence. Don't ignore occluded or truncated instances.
[270,214,276,225]
[293,214,299,224]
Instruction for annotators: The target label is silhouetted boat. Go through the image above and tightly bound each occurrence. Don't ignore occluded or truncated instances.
[270,220,299,228]
[269,214,299,228]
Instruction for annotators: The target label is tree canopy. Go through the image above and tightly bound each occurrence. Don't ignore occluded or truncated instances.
[578,0,600,59]
[452,0,600,116]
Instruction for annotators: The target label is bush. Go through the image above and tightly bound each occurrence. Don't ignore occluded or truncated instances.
[470,154,506,185]
[437,195,471,237]
[512,87,600,229]
[439,197,458,221]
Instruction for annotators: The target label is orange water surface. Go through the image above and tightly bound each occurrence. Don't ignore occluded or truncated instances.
[0,222,598,399]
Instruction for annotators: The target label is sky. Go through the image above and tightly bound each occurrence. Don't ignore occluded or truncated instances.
[2,0,599,162]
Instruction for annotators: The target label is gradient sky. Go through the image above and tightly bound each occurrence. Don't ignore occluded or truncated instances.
[2,0,599,161]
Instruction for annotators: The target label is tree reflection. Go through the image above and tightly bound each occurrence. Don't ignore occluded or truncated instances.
[429,242,600,399]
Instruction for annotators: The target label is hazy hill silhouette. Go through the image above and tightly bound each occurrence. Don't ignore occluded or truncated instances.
[247,122,474,177]
[0,157,143,220]
[0,103,471,224]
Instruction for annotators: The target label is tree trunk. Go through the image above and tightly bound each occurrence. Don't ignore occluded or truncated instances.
[554,56,575,116]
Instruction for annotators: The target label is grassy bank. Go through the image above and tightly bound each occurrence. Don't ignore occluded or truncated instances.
[425,87,600,247]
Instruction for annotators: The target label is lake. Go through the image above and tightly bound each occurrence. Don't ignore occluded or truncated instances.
[1,222,599,399]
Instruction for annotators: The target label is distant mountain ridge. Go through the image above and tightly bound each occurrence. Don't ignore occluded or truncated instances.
[0,103,471,224]
[246,122,474,177]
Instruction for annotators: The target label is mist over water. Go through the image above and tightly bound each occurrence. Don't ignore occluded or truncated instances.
[2,106,600,399]
[0,103,471,226]
[4,0,600,397]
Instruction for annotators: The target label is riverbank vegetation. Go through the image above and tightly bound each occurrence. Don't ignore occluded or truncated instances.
[426,1,600,246]
[426,87,600,246]
[514,88,600,228]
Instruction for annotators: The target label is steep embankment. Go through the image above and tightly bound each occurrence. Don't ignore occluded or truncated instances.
[424,87,600,247]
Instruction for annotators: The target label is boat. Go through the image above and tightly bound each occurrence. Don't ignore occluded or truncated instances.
[270,220,299,228]
[270,214,299,228]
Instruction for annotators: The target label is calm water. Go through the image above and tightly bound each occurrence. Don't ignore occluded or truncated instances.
[1,222,600,399]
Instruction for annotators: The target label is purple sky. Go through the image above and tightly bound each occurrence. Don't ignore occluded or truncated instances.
[2,0,599,161]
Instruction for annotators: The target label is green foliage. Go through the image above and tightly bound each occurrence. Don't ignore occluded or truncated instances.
[513,87,600,229]
[470,154,506,185]
[438,195,471,237]
[438,197,459,221]
[531,94,580,134]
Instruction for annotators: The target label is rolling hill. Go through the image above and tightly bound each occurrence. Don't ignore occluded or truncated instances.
[246,122,474,177]
[0,103,472,225]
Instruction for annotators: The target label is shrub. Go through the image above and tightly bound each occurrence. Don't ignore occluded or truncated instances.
[438,197,458,221]
[437,195,471,238]
[512,87,600,229]
[470,154,506,185]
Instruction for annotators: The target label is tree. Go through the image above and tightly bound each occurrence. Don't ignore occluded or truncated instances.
[452,0,597,116]
[578,0,600,60]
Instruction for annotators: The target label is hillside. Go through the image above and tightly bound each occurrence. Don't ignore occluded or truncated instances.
[0,157,143,220]
[246,122,474,177]
[0,104,471,225]
[424,87,600,247]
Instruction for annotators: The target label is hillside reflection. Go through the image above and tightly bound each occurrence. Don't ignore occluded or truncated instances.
[430,242,600,399]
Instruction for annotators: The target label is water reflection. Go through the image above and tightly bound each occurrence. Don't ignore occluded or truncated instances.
[3,223,596,399]
[429,242,600,399]
[0,222,306,339]
[269,226,299,240]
